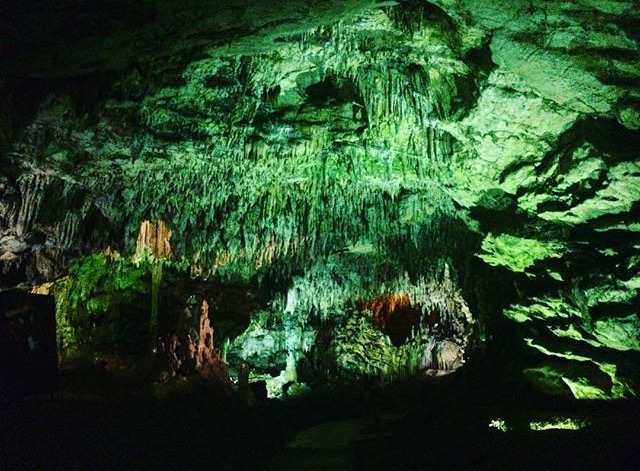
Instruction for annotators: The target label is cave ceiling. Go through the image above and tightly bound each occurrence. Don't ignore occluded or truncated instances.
[1,0,639,399]
[0,0,384,79]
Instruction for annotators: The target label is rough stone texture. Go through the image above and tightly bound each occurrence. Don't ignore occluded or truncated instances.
[0,0,638,398]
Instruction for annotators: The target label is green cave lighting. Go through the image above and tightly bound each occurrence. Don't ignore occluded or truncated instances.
[0,0,638,404]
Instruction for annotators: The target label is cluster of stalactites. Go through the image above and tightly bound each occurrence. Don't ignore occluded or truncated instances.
[134,220,172,261]
[15,173,50,237]
[116,7,467,278]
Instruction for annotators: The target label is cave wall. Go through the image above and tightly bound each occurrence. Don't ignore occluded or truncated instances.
[0,0,638,398]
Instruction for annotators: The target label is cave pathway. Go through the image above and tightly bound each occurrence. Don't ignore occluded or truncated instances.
[265,413,403,471]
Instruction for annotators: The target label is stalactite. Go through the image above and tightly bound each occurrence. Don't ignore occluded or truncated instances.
[134,220,172,345]
[2,199,19,230]
[15,173,49,237]
[150,261,163,344]
[135,220,172,260]
[109,8,467,278]
[57,212,80,250]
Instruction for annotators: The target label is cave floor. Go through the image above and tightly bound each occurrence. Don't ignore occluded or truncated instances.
[1,359,639,471]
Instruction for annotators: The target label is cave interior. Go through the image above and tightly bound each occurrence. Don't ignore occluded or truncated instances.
[0,0,639,470]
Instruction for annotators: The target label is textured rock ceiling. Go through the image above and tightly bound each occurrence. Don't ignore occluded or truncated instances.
[1,0,639,398]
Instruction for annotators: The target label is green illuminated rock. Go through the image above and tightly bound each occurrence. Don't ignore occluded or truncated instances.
[54,253,149,351]
[0,0,638,400]
[504,297,583,323]
[523,361,630,400]
[478,234,564,273]
[592,315,640,352]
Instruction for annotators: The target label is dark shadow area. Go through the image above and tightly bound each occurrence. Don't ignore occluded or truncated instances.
[1,354,637,471]
[358,295,422,346]
[0,291,57,401]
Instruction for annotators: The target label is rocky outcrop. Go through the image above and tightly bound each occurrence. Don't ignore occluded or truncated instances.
[441,0,640,398]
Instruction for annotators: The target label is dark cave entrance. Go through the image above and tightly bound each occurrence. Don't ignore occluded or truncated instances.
[358,295,423,346]
[304,74,368,123]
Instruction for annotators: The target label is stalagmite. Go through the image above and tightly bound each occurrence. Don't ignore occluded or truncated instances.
[196,300,214,370]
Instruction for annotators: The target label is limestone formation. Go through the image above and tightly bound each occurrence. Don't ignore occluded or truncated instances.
[1,0,638,399]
